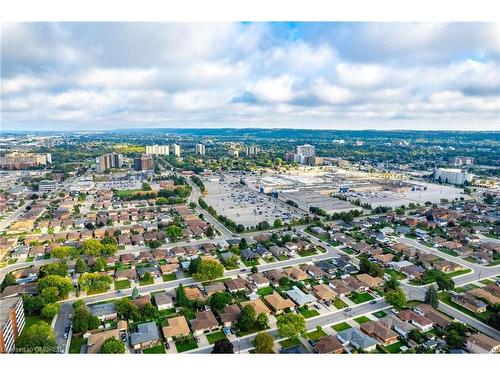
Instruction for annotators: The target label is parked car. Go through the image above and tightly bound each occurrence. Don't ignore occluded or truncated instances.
[345,307,352,312]
[390,308,398,314]
[369,300,377,305]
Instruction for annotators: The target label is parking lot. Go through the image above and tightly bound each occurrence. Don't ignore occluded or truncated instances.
[204,176,305,227]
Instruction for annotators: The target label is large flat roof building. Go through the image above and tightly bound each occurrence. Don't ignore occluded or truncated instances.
[0,296,25,353]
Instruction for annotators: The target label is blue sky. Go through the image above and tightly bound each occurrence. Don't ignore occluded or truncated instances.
[1,22,499,131]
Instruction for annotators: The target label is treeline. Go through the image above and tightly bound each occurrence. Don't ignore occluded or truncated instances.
[190,175,205,192]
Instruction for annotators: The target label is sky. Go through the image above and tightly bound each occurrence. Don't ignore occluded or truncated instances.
[1,22,499,131]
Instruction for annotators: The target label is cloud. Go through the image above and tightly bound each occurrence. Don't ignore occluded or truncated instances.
[1,22,499,131]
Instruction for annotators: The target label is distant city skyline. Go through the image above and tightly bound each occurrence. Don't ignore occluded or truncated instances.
[1,22,499,131]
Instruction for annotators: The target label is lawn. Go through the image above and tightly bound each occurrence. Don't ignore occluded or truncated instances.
[175,337,198,353]
[114,280,131,290]
[333,298,348,309]
[139,277,154,286]
[372,310,388,319]
[306,327,327,341]
[349,292,374,304]
[24,315,44,330]
[384,269,406,280]
[256,286,275,296]
[69,336,84,354]
[277,255,289,261]
[331,322,351,332]
[298,249,318,257]
[143,345,166,354]
[385,341,403,353]
[354,316,371,324]
[279,337,301,348]
[437,247,459,257]
[206,330,226,344]
[162,273,177,282]
[242,259,259,267]
[298,306,320,319]
[446,269,471,278]
[479,278,494,285]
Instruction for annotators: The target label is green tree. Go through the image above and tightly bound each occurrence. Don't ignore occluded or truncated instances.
[140,303,157,320]
[273,218,282,228]
[38,275,73,300]
[206,226,215,238]
[114,297,139,321]
[72,306,91,333]
[1,273,16,289]
[384,276,400,291]
[238,305,256,332]
[175,284,191,308]
[424,286,439,309]
[50,246,72,259]
[41,303,60,320]
[81,239,105,256]
[40,286,60,304]
[436,275,454,291]
[384,288,407,310]
[256,312,269,330]
[40,262,68,277]
[93,257,107,272]
[78,273,112,294]
[193,259,224,282]
[75,258,88,274]
[16,321,56,353]
[22,295,45,315]
[211,338,234,353]
[165,225,182,241]
[252,332,274,353]
[277,313,306,339]
[100,336,126,353]
[359,256,370,274]
[208,292,232,311]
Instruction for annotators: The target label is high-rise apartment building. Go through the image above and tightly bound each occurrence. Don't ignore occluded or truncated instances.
[0,297,25,353]
[145,145,169,156]
[97,153,123,173]
[295,144,316,164]
[134,154,154,171]
[244,145,260,156]
[434,168,473,186]
[0,152,49,170]
[449,156,474,166]
[172,144,181,157]
[195,143,206,155]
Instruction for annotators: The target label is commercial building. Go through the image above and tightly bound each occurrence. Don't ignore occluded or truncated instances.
[244,145,260,156]
[434,168,473,186]
[134,154,154,171]
[172,144,181,157]
[195,143,206,156]
[145,145,169,156]
[0,152,50,170]
[38,180,57,193]
[97,153,123,173]
[0,296,25,353]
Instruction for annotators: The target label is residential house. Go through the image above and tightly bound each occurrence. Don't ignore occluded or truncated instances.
[283,267,308,281]
[336,328,378,352]
[264,292,295,314]
[153,292,173,310]
[356,273,384,288]
[162,316,190,342]
[413,304,451,329]
[130,322,161,350]
[286,286,317,307]
[219,304,241,327]
[86,329,121,353]
[312,284,337,302]
[314,335,344,354]
[190,310,220,335]
[379,316,414,338]
[397,310,433,332]
[466,333,500,354]
[248,273,270,289]
[225,278,248,293]
[240,299,271,316]
[89,303,117,321]
[451,293,488,314]
[204,282,227,297]
[359,321,399,345]
[184,286,205,301]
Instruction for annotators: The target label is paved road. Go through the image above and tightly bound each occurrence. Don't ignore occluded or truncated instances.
[191,298,388,353]
[0,200,32,231]
[54,302,73,352]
